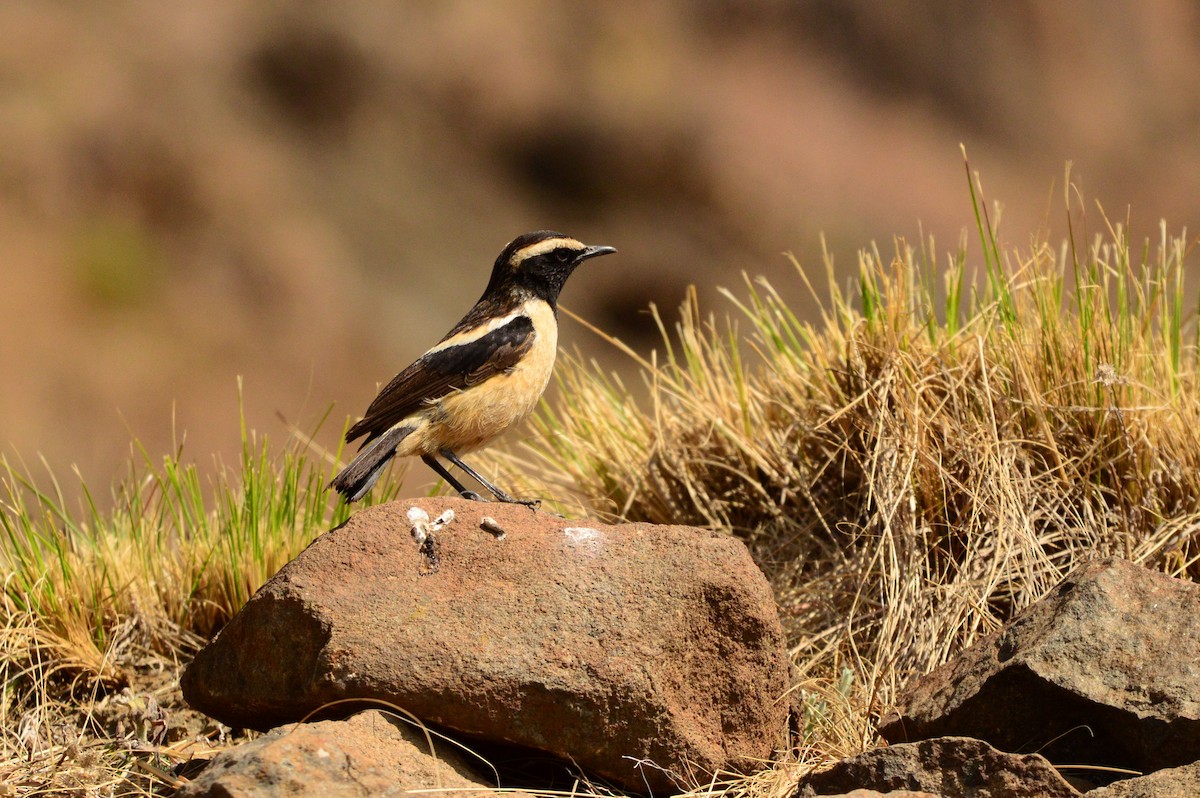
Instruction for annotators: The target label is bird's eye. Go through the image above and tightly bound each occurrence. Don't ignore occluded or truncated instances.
[554,249,573,264]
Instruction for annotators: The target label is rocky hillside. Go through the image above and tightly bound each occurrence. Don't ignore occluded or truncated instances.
[3,2,1199,496]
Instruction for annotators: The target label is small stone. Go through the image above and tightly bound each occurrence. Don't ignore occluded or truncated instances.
[1087,760,1200,798]
[479,516,506,538]
[795,736,1078,798]
[174,710,534,798]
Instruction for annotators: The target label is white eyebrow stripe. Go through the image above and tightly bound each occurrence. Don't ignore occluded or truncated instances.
[508,237,583,265]
[425,310,524,355]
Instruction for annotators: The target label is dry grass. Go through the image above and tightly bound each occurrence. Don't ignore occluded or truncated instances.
[3,168,1199,793]
[522,175,1200,772]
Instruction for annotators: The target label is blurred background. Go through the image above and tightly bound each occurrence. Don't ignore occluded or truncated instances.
[2,1,1199,498]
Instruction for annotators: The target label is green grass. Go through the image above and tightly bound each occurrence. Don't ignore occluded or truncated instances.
[2,158,1198,794]
[0,386,402,792]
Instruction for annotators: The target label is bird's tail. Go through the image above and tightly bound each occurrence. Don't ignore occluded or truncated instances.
[329,425,414,502]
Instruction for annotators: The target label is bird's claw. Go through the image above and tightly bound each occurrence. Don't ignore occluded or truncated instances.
[458,488,538,509]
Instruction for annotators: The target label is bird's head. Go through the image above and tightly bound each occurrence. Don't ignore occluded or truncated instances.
[486,230,617,307]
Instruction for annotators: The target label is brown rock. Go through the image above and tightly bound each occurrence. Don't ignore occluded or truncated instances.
[794,736,1078,797]
[182,497,791,794]
[1087,761,1200,798]
[174,709,523,798]
[879,559,1200,777]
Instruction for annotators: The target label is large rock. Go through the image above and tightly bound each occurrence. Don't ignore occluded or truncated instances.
[880,558,1200,777]
[182,498,791,794]
[175,710,526,798]
[794,736,1078,798]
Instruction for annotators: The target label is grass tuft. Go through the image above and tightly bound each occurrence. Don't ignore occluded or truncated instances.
[524,183,1200,767]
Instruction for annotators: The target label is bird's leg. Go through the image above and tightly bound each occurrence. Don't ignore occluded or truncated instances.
[440,450,540,509]
[421,454,482,501]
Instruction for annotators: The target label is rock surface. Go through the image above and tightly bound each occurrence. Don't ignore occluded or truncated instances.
[174,710,524,798]
[794,736,1078,798]
[182,497,791,794]
[810,791,940,798]
[1087,760,1200,798]
[879,558,1200,776]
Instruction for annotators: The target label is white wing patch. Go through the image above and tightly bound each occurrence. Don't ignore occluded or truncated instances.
[426,311,523,355]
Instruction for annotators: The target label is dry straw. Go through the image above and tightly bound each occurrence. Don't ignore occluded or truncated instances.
[521,169,1200,769]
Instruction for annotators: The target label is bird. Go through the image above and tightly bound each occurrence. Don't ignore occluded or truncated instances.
[330,230,617,505]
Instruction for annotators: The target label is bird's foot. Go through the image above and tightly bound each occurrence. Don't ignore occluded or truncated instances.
[456,488,537,508]
[498,494,541,510]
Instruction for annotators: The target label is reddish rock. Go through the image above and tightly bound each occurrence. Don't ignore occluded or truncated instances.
[174,710,528,798]
[794,736,1078,798]
[879,559,1200,777]
[182,497,791,794]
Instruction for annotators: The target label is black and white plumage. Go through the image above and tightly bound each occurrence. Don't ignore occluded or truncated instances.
[330,230,617,504]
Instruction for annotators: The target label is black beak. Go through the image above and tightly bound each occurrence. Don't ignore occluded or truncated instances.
[578,244,618,262]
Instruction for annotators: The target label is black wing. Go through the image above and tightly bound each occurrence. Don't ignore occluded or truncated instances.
[345,314,535,445]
